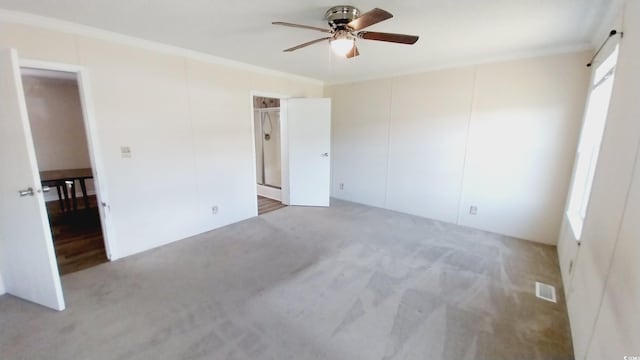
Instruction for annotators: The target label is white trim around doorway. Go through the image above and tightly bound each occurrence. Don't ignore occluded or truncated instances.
[20,58,115,260]
[249,91,290,210]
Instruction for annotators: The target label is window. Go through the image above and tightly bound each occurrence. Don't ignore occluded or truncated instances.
[567,46,619,240]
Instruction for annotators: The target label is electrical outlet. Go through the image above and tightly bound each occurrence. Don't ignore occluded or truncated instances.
[211,206,219,215]
[339,183,344,190]
[469,206,478,215]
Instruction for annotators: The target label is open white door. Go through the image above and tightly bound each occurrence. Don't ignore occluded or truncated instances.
[0,49,65,311]
[283,98,331,207]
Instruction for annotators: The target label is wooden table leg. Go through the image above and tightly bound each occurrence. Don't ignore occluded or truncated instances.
[79,178,89,209]
[55,182,64,212]
[63,181,71,212]
[71,180,77,211]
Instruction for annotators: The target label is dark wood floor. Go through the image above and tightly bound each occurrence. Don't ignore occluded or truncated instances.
[46,195,108,275]
[258,196,286,215]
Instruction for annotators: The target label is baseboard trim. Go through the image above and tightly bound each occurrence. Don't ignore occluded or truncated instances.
[257,185,281,201]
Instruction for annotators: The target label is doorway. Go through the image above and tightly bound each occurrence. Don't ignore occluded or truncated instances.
[20,67,108,275]
[252,96,287,215]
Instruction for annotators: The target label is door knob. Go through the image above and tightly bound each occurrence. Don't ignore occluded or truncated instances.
[18,187,34,197]
[321,152,329,157]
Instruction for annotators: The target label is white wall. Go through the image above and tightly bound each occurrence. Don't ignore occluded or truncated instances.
[387,69,474,222]
[22,76,90,171]
[329,78,393,208]
[0,20,322,260]
[0,270,4,295]
[21,75,95,200]
[327,51,590,244]
[557,0,640,358]
[254,110,263,184]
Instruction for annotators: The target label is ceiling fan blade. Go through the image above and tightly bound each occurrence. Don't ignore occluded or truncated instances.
[346,45,360,59]
[283,37,331,52]
[272,22,331,33]
[347,8,393,31]
[358,31,419,45]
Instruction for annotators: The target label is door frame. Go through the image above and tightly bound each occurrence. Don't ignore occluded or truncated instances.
[249,91,290,209]
[20,58,115,260]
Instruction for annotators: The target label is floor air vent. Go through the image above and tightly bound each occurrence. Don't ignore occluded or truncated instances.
[535,282,557,303]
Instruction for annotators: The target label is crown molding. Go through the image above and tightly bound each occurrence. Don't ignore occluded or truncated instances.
[325,43,594,86]
[0,9,324,86]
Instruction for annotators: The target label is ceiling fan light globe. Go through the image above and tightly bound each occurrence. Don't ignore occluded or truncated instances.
[330,38,355,56]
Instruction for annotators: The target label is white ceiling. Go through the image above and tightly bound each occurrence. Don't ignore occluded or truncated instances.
[0,0,614,83]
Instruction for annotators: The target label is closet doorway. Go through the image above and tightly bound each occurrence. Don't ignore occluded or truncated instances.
[253,96,286,215]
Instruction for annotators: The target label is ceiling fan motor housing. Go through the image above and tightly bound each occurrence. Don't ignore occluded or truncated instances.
[325,5,360,30]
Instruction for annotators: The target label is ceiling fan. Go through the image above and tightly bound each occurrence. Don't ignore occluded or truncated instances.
[273,6,419,58]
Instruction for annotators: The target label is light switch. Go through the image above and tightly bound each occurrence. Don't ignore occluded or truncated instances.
[120,146,132,158]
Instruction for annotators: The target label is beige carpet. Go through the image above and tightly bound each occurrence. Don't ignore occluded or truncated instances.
[0,199,573,359]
